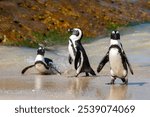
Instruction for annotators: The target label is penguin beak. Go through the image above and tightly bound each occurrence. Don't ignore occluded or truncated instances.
[114,34,117,39]
[111,30,120,40]
[68,28,73,32]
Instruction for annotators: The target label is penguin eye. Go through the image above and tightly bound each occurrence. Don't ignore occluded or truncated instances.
[68,28,73,32]
[73,30,79,36]
[116,31,119,34]
[112,31,115,34]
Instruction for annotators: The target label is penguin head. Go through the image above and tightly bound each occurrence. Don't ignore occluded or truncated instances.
[111,30,120,40]
[37,46,45,56]
[68,28,83,40]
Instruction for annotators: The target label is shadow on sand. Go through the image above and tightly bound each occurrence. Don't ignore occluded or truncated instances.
[128,82,147,86]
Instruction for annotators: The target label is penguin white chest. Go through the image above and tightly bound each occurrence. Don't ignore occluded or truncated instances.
[109,48,126,77]
[35,63,48,73]
[68,41,76,60]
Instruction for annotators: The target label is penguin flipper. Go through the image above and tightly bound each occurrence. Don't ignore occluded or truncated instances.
[74,47,81,70]
[122,51,134,75]
[68,54,73,64]
[44,58,61,75]
[127,60,134,75]
[44,58,53,65]
[97,51,109,73]
[21,65,35,74]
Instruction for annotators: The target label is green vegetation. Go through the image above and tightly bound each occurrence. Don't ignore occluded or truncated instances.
[3,38,37,48]
[33,30,70,46]
[4,30,69,48]
[106,22,124,32]
[3,30,91,48]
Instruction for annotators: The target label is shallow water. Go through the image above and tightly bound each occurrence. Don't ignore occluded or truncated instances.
[0,23,150,100]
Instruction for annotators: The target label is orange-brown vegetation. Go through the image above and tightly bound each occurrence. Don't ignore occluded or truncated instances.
[0,0,149,46]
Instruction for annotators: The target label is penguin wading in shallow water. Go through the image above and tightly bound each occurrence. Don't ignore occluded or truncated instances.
[21,46,61,75]
[68,28,96,77]
[97,31,133,85]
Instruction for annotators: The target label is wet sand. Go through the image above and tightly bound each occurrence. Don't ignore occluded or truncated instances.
[0,23,150,100]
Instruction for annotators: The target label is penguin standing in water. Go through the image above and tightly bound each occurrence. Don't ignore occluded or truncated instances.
[21,46,61,75]
[68,28,96,77]
[97,31,133,85]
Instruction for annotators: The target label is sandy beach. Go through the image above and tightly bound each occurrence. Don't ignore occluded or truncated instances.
[0,23,150,100]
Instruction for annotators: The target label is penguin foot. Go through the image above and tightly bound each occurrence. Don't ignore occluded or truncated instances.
[67,75,78,78]
[85,72,89,77]
[121,81,128,85]
[121,79,128,85]
[75,73,80,77]
[121,82,128,85]
[105,82,115,85]
[90,69,96,76]
[106,79,115,85]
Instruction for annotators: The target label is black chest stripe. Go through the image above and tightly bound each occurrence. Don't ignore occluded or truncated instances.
[35,61,49,69]
[69,39,76,56]
[109,45,122,53]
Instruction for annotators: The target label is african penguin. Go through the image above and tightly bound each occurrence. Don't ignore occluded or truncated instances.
[97,31,133,85]
[68,28,96,77]
[21,46,61,75]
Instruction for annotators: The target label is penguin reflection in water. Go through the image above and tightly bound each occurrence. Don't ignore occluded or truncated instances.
[68,28,96,77]
[21,46,61,75]
[97,31,133,85]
